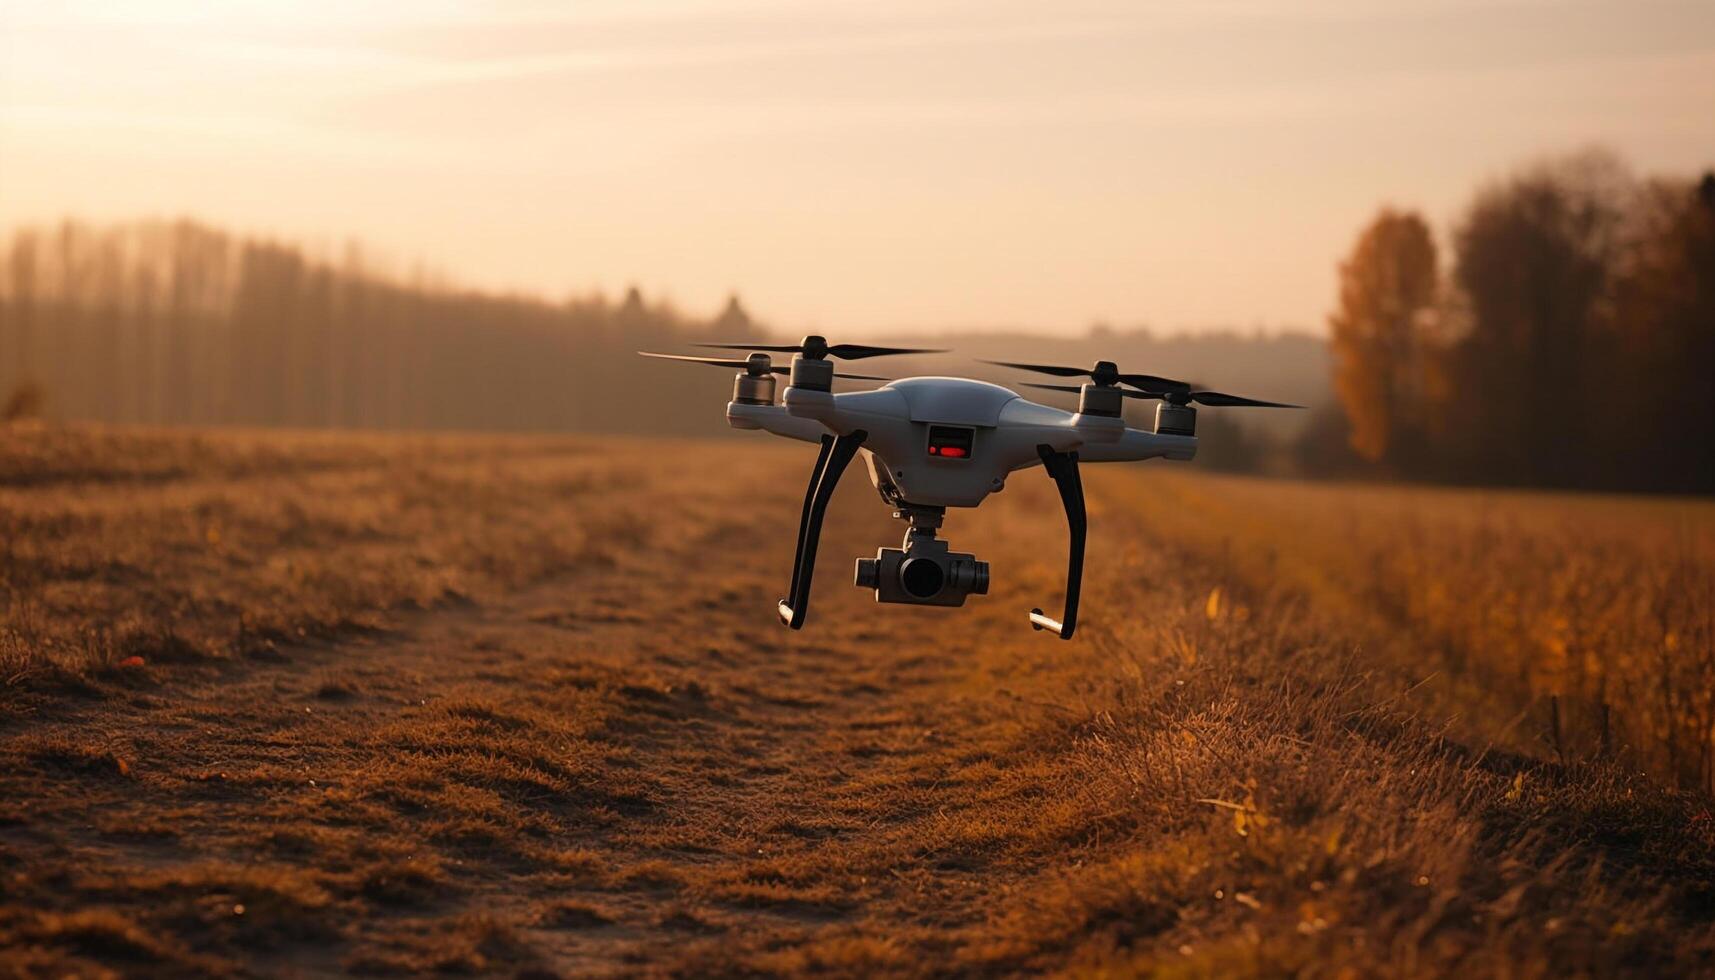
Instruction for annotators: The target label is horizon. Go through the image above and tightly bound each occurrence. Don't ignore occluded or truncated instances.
[0,211,1338,339]
[2,1,1711,336]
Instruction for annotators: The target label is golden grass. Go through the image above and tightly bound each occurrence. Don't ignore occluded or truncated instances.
[1114,471,1715,791]
[0,422,666,685]
[1,424,1712,976]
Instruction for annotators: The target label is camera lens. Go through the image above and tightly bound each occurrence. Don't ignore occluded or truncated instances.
[854,558,879,589]
[899,557,945,598]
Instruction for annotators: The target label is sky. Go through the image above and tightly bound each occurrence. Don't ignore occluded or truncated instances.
[1,1,1711,336]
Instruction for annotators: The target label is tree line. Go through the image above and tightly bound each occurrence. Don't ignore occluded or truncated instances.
[1328,149,1715,493]
[6,149,1709,494]
[0,219,743,435]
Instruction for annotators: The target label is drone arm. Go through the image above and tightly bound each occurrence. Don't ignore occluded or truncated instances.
[1074,427,1197,463]
[778,429,868,630]
[727,402,830,443]
[1028,444,1085,640]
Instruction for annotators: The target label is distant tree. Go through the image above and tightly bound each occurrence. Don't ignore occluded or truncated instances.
[2,381,46,422]
[1191,409,1267,473]
[616,285,648,328]
[1328,208,1439,469]
[1291,402,1362,478]
[87,228,125,423]
[1445,149,1631,486]
[2,230,41,400]
[1606,173,1715,490]
[713,293,753,337]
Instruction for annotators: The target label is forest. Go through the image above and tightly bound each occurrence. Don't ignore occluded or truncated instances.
[1328,149,1715,492]
[0,223,738,437]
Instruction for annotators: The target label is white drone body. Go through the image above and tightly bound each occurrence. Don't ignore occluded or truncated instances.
[643,337,1295,639]
[730,376,1194,504]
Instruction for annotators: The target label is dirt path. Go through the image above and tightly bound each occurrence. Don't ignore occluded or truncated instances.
[2,447,1125,976]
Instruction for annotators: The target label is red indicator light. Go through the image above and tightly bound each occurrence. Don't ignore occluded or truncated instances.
[926,424,974,460]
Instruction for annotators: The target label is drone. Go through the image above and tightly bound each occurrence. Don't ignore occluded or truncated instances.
[641,336,1297,639]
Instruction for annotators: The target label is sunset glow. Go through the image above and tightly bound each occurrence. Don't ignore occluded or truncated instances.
[2,0,1711,332]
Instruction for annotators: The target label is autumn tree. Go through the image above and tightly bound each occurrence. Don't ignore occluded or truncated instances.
[1605,174,1715,490]
[1444,150,1631,486]
[1323,149,1710,492]
[1328,208,1439,469]
[1,230,42,409]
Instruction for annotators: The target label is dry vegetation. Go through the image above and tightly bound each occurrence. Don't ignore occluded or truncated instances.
[2,424,1712,977]
[1120,472,1715,792]
[0,423,660,686]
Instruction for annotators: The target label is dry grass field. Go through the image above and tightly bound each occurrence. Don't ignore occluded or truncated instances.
[2,423,1713,977]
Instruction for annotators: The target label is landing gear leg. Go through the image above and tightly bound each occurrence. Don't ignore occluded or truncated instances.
[778,429,868,629]
[1028,444,1085,640]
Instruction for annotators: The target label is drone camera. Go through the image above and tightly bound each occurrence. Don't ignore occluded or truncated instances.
[855,534,989,607]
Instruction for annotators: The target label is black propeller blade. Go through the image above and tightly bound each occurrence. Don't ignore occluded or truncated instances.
[981,359,1188,393]
[1168,390,1301,409]
[1019,381,1299,409]
[697,334,946,361]
[637,351,889,381]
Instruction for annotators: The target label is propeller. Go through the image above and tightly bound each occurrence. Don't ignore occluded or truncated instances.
[697,334,946,361]
[1019,382,1300,409]
[980,359,1188,393]
[638,351,890,382]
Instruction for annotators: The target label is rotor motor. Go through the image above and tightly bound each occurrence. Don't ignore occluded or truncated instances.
[1154,401,1196,436]
[733,353,778,405]
[789,354,836,392]
[1077,383,1124,418]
